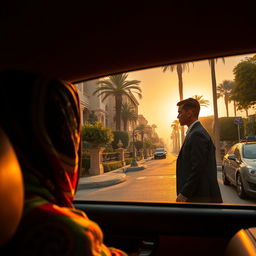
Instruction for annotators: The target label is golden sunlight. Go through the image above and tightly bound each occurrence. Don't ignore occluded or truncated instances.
[199,105,213,117]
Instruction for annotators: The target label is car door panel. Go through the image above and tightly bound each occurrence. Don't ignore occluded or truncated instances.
[229,159,238,185]
[225,147,235,182]
[223,158,231,182]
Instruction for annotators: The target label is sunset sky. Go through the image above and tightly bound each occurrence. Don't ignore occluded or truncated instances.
[128,53,256,146]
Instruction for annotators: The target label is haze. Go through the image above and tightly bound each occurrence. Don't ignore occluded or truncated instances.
[128,53,256,146]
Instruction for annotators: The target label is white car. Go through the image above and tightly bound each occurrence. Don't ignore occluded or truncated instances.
[154,148,167,159]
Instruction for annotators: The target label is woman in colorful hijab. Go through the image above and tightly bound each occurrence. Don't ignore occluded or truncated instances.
[0,70,127,256]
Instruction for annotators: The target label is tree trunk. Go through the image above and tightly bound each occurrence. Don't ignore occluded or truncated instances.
[210,59,221,164]
[224,94,229,117]
[177,64,185,144]
[177,64,183,101]
[115,95,122,130]
[123,119,127,131]
[141,132,144,160]
[245,108,249,117]
[233,100,237,116]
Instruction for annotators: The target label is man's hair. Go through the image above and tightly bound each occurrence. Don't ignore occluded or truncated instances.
[177,98,200,117]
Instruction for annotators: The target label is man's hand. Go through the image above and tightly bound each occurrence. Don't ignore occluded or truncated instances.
[176,193,188,202]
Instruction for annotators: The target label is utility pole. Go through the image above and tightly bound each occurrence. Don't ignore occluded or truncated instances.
[130,128,138,167]
[234,117,243,142]
[210,59,221,164]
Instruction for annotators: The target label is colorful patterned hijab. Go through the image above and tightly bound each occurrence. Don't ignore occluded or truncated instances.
[0,70,81,207]
[0,70,127,256]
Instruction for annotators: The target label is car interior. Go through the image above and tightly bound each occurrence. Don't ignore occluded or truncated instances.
[1,2,256,255]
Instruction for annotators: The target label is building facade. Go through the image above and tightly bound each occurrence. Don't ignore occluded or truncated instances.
[75,79,109,126]
[75,81,90,124]
[75,80,140,133]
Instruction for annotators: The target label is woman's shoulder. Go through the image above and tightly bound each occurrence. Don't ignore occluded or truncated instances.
[11,197,109,256]
[24,196,98,230]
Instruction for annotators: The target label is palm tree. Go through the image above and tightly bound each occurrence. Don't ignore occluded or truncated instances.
[192,95,210,108]
[209,58,224,163]
[162,62,192,143]
[217,80,234,117]
[93,73,142,130]
[233,99,237,117]
[135,124,151,159]
[136,124,147,143]
[121,103,138,131]
[171,120,180,153]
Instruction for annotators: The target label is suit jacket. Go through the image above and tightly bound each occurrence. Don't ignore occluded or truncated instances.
[176,121,223,203]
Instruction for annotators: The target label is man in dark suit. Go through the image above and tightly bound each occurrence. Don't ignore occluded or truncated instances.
[176,98,223,203]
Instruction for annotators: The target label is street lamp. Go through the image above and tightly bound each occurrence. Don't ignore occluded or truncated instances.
[131,128,139,167]
[234,117,243,142]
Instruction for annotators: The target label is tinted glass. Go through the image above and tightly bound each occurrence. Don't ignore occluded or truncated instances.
[243,144,256,159]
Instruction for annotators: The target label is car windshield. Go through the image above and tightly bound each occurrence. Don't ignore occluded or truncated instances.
[243,144,256,159]
[156,149,165,152]
[75,52,256,206]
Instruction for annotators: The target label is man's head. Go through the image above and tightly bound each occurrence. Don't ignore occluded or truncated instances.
[177,98,200,126]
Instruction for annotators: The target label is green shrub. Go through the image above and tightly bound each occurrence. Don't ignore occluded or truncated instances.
[83,122,113,147]
[125,158,133,165]
[136,155,142,161]
[112,131,129,149]
[103,161,123,172]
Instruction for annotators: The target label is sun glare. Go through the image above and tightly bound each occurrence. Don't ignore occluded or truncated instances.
[199,106,213,117]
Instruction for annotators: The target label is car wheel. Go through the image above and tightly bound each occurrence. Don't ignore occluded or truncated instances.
[236,173,247,199]
[222,167,230,185]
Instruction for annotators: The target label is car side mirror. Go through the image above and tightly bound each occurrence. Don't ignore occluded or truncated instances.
[228,154,236,161]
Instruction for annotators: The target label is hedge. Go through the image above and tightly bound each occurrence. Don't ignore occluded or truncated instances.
[103,161,123,172]
[81,157,134,175]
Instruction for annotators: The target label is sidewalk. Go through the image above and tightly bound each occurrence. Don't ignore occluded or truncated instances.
[77,157,152,190]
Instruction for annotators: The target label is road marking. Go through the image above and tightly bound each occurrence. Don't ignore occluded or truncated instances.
[158,176,176,178]
[136,177,146,180]
[136,175,176,180]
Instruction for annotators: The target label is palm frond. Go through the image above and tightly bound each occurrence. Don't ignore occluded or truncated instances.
[162,65,175,72]
[125,84,142,90]
[122,80,141,88]
[101,92,114,102]
[93,84,115,95]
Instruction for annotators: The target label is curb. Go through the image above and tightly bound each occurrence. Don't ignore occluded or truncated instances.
[77,157,153,190]
[124,165,146,173]
[78,172,127,190]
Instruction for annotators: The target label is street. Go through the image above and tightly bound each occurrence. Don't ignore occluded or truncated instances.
[75,154,256,205]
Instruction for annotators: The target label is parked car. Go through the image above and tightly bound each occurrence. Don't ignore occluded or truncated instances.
[154,148,167,159]
[222,142,256,199]
[1,2,256,256]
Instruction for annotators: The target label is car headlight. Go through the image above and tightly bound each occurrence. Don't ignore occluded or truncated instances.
[248,166,256,176]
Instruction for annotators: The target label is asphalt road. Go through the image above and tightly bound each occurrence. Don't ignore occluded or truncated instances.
[75,154,256,205]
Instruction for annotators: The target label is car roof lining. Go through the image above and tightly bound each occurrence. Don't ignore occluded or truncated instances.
[1,2,256,82]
